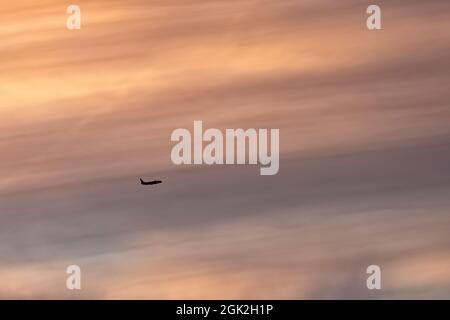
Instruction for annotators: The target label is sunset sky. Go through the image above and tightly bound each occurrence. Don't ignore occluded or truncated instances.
[1,0,449,298]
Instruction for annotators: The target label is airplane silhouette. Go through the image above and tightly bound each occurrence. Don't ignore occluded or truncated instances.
[140,178,162,186]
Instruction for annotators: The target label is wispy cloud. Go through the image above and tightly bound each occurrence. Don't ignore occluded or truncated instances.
[1,0,449,298]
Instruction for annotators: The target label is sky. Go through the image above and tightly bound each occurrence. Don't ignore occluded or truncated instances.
[0,0,449,298]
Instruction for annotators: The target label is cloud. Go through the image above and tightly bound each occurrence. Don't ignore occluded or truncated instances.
[0,0,449,298]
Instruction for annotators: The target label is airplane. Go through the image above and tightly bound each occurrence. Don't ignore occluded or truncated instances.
[140,178,162,186]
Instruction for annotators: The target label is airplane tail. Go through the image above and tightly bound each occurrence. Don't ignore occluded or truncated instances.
[140,178,145,184]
